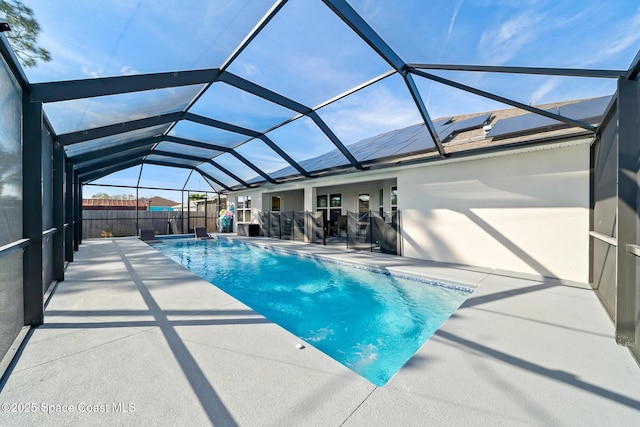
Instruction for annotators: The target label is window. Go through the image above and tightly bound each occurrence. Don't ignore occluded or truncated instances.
[237,195,251,223]
[271,195,281,212]
[317,193,342,236]
[379,188,384,215]
[358,193,369,214]
[390,186,397,211]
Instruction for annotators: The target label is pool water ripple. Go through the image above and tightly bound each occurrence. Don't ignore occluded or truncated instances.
[154,238,471,386]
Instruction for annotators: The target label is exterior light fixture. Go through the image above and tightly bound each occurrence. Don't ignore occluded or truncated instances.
[0,19,10,32]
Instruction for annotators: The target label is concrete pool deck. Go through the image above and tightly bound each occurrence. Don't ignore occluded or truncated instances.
[1,236,639,426]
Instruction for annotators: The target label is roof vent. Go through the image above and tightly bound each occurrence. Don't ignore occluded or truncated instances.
[483,124,493,136]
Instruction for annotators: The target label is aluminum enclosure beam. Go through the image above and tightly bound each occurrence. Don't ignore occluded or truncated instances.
[72,147,155,171]
[207,159,252,188]
[411,69,597,132]
[409,63,626,79]
[221,0,288,71]
[321,1,445,159]
[185,113,261,138]
[322,0,404,71]
[626,48,640,81]
[403,72,447,157]
[75,150,154,175]
[307,111,364,169]
[80,158,143,183]
[151,150,251,188]
[30,68,222,103]
[165,136,276,182]
[219,71,363,170]
[185,113,311,177]
[58,112,184,145]
[258,135,311,177]
[67,136,164,164]
[163,135,233,153]
[69,134,276,187]
[219,71,310,114]
[142,160,231,191]
[228,151,277,184]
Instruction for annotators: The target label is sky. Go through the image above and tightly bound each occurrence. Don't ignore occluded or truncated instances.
[17,0,640,198]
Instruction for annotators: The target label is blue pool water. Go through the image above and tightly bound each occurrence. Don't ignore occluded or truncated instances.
[154,238,471,386]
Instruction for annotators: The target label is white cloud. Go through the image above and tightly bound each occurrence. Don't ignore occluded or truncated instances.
[119,66,139,76]
[81,66,103,79]
[241,63,258,77]
[447,0,464,41]
[320,85,422,145]
[477,12,542,64]
[582,7,640,67]
[529,78,561,105]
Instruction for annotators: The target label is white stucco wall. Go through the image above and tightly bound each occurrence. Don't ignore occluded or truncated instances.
[397,141,591,283]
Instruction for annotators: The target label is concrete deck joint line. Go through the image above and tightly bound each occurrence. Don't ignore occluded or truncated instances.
[339,387,378,426]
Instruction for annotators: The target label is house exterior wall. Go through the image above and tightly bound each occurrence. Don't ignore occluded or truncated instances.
[316,179,397,213]
[230,139,591,283]
[397,141,591,283]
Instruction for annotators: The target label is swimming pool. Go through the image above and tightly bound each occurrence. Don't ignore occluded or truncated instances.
[154,238,472,386]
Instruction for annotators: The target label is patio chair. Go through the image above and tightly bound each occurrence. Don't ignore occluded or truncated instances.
[336,215,348,237]
[139,229,157,242]
[194,227,213,240]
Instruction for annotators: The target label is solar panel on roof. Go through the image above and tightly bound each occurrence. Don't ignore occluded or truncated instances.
[437,122,456,139]
[486,108,561,139]
[559,95,612,121]
[441,113,492,140]
[267,166,299,180]
[361,125,434,161]
[302,150,350,172]
[435,117,453,127]
[487,96,612,139]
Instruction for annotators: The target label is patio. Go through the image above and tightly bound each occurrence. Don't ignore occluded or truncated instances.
[1,236,638,426]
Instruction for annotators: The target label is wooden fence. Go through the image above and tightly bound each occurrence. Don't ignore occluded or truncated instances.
[82,210,218,238]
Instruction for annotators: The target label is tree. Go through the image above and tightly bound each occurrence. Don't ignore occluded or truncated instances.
[91,193,112,200]
[91,193,136,200]
[189,193,207,201]
[0,0,51,67]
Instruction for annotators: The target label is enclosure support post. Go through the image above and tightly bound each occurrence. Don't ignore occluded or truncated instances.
[22,97,44,325]
[73,172,80,251]
[52,140,65,281]
[136,186,139,236]
[616,77,639,348]
[187,190,191,233]
[65,160,74,262]
[79,184,83,245]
